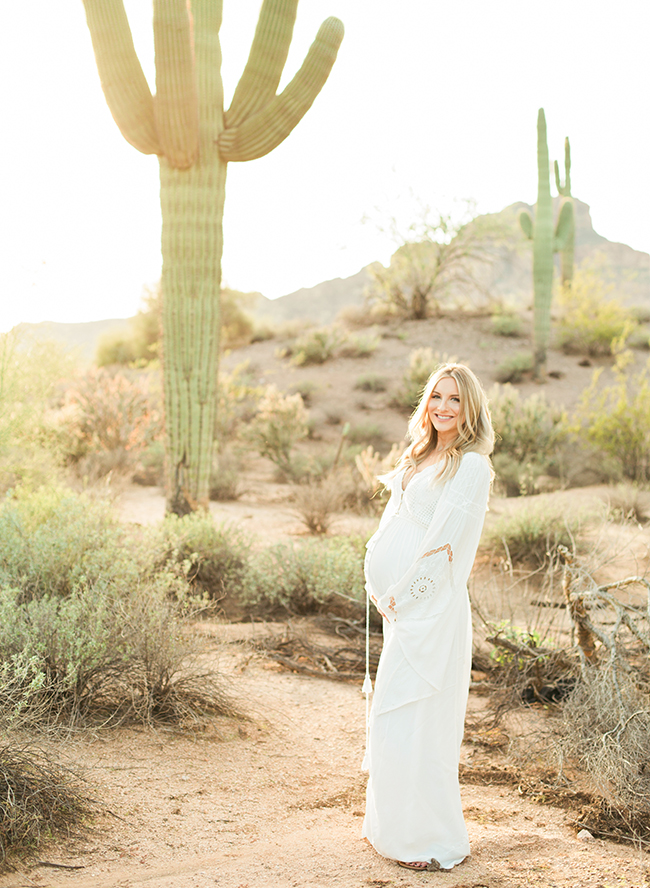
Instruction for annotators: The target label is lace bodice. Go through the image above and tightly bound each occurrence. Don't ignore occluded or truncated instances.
[393,466,443,529]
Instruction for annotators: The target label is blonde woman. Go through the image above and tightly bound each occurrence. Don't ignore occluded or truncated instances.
[363,363,494,872]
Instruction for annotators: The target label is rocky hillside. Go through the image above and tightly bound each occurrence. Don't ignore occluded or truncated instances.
[13,199,649,356]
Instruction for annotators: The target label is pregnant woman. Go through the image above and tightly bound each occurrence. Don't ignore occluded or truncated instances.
[363,362,494,872]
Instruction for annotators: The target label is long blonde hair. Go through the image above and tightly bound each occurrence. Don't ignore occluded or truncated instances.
[393,362,494,485]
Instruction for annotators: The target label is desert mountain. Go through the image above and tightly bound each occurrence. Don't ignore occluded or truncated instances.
[13,199,649,357]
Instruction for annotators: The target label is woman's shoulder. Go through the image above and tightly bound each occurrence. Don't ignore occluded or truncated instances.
[454,451,492,484]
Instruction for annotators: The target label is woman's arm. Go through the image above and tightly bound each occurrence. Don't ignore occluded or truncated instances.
[375,453,490,623]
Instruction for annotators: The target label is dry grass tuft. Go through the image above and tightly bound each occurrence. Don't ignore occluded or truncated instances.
[0,744,92,867]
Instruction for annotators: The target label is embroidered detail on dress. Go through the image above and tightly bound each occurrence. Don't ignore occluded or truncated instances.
[448,488,485,517]
[388,596,396,613]
[420,543,453,563]
[409,576,436,600]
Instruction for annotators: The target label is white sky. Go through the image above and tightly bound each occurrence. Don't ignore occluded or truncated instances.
[1,0,648,332]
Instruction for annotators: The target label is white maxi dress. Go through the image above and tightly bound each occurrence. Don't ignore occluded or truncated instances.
[362,451,491,869]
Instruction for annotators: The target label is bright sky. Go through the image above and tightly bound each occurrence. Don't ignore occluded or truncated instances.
[1,1,648,332]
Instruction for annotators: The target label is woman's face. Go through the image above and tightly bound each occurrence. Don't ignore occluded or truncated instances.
[427,376,461,441]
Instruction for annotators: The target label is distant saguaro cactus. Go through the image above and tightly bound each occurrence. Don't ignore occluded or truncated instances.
[554,137,575,288]
[82,0,344,514]
[520,109,574,380]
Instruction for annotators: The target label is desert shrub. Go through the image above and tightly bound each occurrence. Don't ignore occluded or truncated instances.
[491,311,524,337]
[572,359,650,482]
[158,512,250,601]
[347,422,386,448]
[215,361,264,446]
[354,373,388,392]
[489,384,567,495]
[209,447,243,501]
[246,385,309,479]
[288,327,343,366]
[0,744,91,864]
[0,486,141,600]
[0,579,234,728]
[0,333,77,492]
[244,537,365,614]
[53,367,162,481]
[337,332,380,358]
[627,325,650,350]
[337,304,375,329]
[133,438,165,486]
[606,483,650,525]
[556,269,637,356]
[290,475,344,534]
[494,351,533,384]
[484,501,584,568]
[289,380,318,406]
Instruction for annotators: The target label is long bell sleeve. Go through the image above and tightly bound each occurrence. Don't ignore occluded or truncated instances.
[372,452,490,713]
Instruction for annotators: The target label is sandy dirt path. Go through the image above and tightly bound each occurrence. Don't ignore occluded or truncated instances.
[0,624,648,888]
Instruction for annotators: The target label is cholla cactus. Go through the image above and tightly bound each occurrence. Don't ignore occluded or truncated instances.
[519,109,574,380]
[82,1,344,513]
[554,137,575,287]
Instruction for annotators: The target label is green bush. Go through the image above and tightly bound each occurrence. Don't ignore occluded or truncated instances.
[337,332,380,358]
[572,359,650,482]
[354,373,388,392]
[289,380,318,406]
[0,333,77,493]
[0,487,141,599]
[347,422,387,447]
[209,447,242,501]
[491,311,524,337]
[289,328,342,366]
[0,488,238,728]
[0,580,233,728]
[246,385,309,478]
[494,351,533,384]
[489,384,567,495]
[557,269,637,356]
[244,537,366,614]
[215,361,264,446]
[483,501,584,568]
[157,512,250,601]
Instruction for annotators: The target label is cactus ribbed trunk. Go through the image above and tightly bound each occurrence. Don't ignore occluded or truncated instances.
[520,109,574,382]
[555,137,574,288]
[160,3,225,514]
[532,110,553,381]
[82,0,343,513]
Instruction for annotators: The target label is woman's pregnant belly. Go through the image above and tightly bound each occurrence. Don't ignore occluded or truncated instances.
[365,514,428,598]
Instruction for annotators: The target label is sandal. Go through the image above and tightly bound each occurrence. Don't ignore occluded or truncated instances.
[397,859,441,872]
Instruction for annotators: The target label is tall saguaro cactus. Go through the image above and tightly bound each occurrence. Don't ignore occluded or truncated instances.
[519,109,574,380]
[554,137,574,288]
[82,0,344,514]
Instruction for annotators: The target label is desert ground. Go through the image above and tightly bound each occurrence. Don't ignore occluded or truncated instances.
[2,314,649,887]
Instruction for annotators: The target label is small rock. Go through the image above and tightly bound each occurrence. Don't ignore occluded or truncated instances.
[577,828,594,842]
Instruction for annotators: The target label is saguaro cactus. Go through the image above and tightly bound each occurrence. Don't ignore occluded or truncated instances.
[554,137,574,288]
[519,109,574,380]
[82,1,344,514]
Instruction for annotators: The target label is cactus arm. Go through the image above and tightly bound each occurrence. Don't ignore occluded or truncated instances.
[554,137,572,196]
[153,0,200,169]
[225,0,299,128]
[218,16,344,162]
[82,0,161,155]
[519,210,533,240]
[554,199,574,252]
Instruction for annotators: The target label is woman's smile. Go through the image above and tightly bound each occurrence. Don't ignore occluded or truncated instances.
[427,376,461,442]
